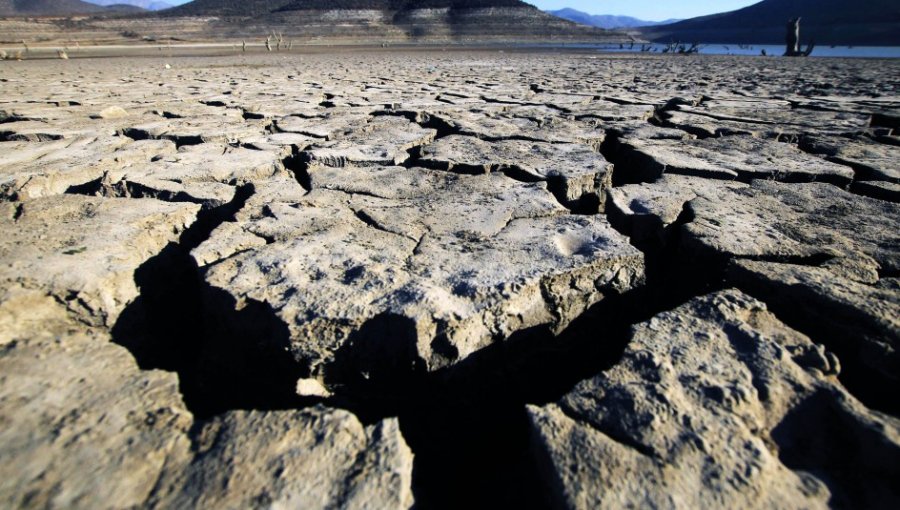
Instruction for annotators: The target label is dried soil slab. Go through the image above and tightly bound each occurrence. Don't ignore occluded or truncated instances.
[141,100,246,120]
[681,181,900,275]
[607,175,748,244]
[528,290,900,509]
[0,195,199,327]
[0,138,82,169]
[728,260,900,409]
[619,135,854,185]
[0,329,194,510]
[672,101,872,137]
[799,135,900,183]
[0,326,413,510]
[1,137,177,201]
[789,95,900,120]
[240,132,317,155]
[122,118,266,146]
[434,110,606,148]
[663,110,782,139]
[237,99,324,120]
[0,119,103,141]
[190,221,269,267]
[563,102,656,123]
[0,103,83,122]
[151,408,414,509]
[196,171,643,386]
[302,116,436,168]
[274,113,372,140]
[103,144,285,208]
[418,135,613,211]
[307,164,470,200]
[680,181,900,407]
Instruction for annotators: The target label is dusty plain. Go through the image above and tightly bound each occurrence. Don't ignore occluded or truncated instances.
[1,48,899,509]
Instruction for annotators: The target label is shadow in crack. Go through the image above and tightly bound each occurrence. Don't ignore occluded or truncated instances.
[111,237,311,418]
[328,284,672,510]
[772,389,900,508]
[111,183,312,418]
[329,313,424,401]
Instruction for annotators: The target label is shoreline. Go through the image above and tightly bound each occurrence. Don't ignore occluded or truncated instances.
[3,42,900,60]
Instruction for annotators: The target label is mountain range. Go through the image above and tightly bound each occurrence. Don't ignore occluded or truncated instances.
[0,0,106,15]
[86,0,175,10]
[639,0,900,46]
[547,8,678,29]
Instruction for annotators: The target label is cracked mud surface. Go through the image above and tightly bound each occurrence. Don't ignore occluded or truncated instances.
[1,50,898,509]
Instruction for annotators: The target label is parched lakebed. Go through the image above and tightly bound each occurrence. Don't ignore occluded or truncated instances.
[1,49,898,509]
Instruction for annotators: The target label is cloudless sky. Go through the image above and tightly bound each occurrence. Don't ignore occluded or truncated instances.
[164,1,762,22]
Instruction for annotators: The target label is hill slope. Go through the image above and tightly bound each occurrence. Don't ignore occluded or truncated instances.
[548,8,677,29]
[159,0,626,43]
[640,0,900,46]
[165,0,296,16]
[0,0,107,16]
[168,0,529,17]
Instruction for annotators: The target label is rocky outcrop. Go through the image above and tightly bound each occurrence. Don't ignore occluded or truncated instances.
[528,290,900,509]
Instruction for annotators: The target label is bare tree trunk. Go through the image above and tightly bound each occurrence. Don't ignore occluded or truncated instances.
[785,17,800,56]
[784,17,814,57]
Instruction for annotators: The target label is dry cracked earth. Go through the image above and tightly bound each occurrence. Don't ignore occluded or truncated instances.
[0,50,898,509]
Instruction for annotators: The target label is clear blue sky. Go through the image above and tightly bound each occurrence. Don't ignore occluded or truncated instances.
[165,1,761,22]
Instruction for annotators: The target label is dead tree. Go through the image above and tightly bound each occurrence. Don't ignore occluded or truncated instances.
[784,17,814,56]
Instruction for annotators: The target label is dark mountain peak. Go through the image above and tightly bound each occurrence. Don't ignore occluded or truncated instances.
[641,0,900,46]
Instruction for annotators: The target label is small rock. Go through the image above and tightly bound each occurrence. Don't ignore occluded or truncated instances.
[97,106,129,119]
[296,378,333,398]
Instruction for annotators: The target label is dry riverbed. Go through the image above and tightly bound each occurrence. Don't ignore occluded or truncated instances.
[1,49,898,509]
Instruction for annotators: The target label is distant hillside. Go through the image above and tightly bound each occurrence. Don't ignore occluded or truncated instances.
[156,0,628,44]
[548,8,678,29]
[640,0,900,46]
[0,0,631,44]
[86,0,173,10]
[167,0,527,17]
[0,0,107,16]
